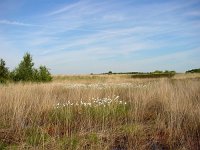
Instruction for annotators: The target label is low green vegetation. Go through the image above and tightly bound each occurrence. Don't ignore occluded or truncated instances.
[102,70,176,75]
[131,73,175,78]
[0,53,52,83]
[0,141,7,150]
[25,127,49,146]
[0,59,9,83]
[101,70,176,78]
[186,68,200,73]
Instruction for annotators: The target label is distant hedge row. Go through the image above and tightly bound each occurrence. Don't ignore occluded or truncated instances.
[186,68,200,73]
[0,53,52,83]
[131,73,175,78]
[102,70,176,76]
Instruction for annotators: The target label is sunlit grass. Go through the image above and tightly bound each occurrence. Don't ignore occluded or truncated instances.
[0,75,200,149]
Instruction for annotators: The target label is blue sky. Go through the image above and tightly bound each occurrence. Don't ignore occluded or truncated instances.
[0,0,200,74]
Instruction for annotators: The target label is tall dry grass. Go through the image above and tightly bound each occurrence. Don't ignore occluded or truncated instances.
[0,76,200,149]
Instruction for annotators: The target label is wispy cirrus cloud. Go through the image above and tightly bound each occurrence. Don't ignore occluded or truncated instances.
[46,0,86,16]
[0,19,44,27]
[0,0,200,74]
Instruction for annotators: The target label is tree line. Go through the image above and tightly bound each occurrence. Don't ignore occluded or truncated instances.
[186,68,200,73]
[0,53,52,83]
[101,70,176,75]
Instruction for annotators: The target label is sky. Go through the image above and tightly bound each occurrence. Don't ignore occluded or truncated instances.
[0,0,200,74]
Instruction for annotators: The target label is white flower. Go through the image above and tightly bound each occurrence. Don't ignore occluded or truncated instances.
[114,96,119,100]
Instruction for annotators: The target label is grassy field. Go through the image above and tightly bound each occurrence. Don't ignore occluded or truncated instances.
[0,74,200,149]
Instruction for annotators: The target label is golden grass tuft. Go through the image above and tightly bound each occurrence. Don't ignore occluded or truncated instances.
[0,74,200,149]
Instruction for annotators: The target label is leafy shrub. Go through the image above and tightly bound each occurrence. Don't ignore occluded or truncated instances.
[108,71,112,74]
[37,66,52,82]
[12,53,35,82]
[0,59,9,83]
[153,70,163,74]
[11,53,52,82]
[186,68,200,73]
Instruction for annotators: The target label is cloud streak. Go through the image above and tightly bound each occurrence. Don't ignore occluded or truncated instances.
[47,1,85,16]
[0,0,200,74]
[0,19,44,27]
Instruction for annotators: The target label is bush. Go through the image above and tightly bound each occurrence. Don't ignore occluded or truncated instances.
[108,71,112,74]
[0,59,9,83]
[37,66,52,82]
[12,53,35,81]
[11,52,52,82]
[186,68,200,73]
[153,70,163,74]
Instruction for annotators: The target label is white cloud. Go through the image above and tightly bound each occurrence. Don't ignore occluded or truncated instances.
[0,0,200,74]
[0,19,44,27]
[46,0,85,16]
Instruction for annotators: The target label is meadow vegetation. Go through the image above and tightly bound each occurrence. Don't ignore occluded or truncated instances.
[0,74,200,149]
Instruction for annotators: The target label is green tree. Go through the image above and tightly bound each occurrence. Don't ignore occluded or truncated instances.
[4,52,52,82]
[153,70,163,74]
[164,70,169,73]
[164,70,176,74]
[186,68,200,73]
[13,53,35,81]
[37,66,52,82]
[108,71,112,74]
[0,59,9,83]
[170,71,176,74]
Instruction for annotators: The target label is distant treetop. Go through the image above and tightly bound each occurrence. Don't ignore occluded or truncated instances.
[186,68,200,73]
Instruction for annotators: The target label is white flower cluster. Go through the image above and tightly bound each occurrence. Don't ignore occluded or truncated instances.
[55,96,127,109]
[65,82,153,89]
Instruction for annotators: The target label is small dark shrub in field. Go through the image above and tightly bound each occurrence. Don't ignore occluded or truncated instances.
[0,59,9,83]
[34,66,52,82]
[186,68,200,73]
